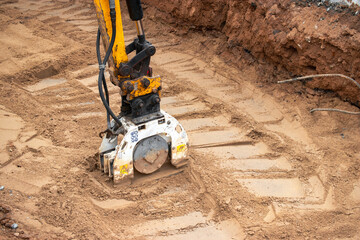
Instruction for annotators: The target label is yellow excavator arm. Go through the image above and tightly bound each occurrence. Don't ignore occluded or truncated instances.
[94,0,159,112]
[94,0,128,84]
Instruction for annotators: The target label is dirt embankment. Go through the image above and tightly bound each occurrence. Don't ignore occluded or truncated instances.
[143,0,360,106]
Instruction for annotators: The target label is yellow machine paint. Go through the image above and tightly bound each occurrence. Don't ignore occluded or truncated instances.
[121,76,161,100]
[94,0,161,99]
[94,0,128,82]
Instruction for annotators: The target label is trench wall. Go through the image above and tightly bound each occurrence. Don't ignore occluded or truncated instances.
[143,0,360,106]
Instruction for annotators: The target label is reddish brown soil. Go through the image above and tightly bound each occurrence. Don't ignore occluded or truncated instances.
[143,0,360,106]
[0,0,359,240]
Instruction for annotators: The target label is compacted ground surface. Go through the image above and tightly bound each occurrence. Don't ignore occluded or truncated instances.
[0,0,359,239]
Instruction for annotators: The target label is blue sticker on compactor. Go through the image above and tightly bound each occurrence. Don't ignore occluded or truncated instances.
[131,131,138,143]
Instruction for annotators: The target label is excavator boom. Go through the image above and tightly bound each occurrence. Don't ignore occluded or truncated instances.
[94,0,127,85]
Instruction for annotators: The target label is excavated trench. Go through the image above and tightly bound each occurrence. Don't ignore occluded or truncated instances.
[143,0,360,107]
[0,0,359,239]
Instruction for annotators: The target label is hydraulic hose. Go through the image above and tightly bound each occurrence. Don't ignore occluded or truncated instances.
[97,5,122,128]
[96,29,110,128]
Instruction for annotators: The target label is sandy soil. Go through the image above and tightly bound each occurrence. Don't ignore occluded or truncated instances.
[0,0,359,239]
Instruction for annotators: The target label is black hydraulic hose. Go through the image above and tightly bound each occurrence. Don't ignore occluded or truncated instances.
[96,29,110,107]
[97,15,122,127]
[102,71,111,127]
[99,69,121,127]
[96,29,110,127]
[96,28,102,65]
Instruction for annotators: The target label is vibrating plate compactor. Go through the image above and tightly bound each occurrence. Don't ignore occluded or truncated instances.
[94,0,189,184]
